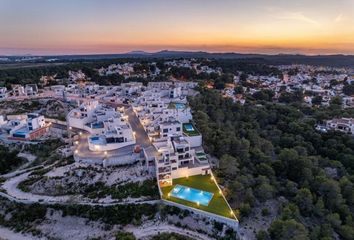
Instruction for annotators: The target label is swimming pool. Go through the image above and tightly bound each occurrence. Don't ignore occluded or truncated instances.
[169,185,213,206]
[89,136,106,145]
[175,103,186,109]
[183,123,195,132]
[90,122,104,129]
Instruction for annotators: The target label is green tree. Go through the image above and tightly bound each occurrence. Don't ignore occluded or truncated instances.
[294,188,313,215]
[269,219,309,240]
[115,232,136,240]
[219,154,239,177]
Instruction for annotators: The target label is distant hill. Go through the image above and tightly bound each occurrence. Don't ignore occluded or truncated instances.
[1,50,354,68]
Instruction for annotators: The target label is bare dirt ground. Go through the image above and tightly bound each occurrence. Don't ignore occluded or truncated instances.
[37,210,118,240]
[0,207,217,240]
[238,199,280,240]
[0,227,43,240]
[29,162,151,196]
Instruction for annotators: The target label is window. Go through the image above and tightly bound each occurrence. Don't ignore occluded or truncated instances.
[163,129,168,133]
[176,127,181,131]
[177,148,184,153]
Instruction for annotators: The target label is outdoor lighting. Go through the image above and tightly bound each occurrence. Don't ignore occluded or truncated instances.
[197,201,200,206]
[230,210,234,215]
[69,127,72,130]
[75,141,79,145]
[210,176,214,181]
[186,175,189,179]
[219,190,222,194]
[79,131,82,135]
[74,150,78,154]
[168,193,171,197]
[95,145,100,150]
[104,151,107,155]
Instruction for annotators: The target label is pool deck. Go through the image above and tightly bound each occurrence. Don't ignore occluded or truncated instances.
[169,184,214,206]
[161,174,235,219]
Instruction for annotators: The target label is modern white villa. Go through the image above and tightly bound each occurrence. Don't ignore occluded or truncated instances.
[0,113,48,141]
[67,100,135,152]
[325,118,354,134]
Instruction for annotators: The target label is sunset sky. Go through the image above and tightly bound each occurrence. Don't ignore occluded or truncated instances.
[0,0,353,55]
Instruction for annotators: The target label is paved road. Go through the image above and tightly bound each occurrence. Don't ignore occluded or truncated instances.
[125,107,152,148]
[127,223,214,240]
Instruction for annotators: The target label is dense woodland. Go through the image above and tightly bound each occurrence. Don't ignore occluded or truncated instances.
[0,59,281,88]
[189,88,354,240]
[0,145,25,174]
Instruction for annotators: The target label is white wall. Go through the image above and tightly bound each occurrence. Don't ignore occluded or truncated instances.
[88,139,136,151]
[184,135,202,148]
[103,154,138,167]
[171,165,209,179]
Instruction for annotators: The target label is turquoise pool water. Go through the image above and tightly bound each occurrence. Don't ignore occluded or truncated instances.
[184,123,195,132]
[14,131,28,135]
[169,185,213,206]
[12,128,29,138]
[175,103,186,109]
[89,136,106,145]
[90,122,104,129]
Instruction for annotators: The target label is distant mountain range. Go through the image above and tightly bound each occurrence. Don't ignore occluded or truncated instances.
[1,50,354,67]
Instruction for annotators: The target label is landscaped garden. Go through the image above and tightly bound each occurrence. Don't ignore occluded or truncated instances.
[161,174,235,219]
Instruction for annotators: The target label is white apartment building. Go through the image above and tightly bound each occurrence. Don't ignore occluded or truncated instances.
[50,85,66,96]
[131,82,208,185]
[11,85,26,96]
[25,84,39,96]
[0,87,8,100]
[154,135,210,186]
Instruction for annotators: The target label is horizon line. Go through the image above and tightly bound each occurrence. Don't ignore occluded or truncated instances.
[1,49,354,57]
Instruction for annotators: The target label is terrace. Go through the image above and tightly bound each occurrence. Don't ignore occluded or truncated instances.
[161,174,235,219]
[182,123,200,136]
[168,102,186,110]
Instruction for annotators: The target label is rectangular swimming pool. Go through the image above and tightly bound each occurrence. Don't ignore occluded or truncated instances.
[89,136,106,145]
[169,184,214,206]
[91,122,104,129]
[175,103,186,109]
[184,123,195,132]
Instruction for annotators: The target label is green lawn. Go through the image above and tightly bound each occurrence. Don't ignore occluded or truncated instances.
[161,174,235,219]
